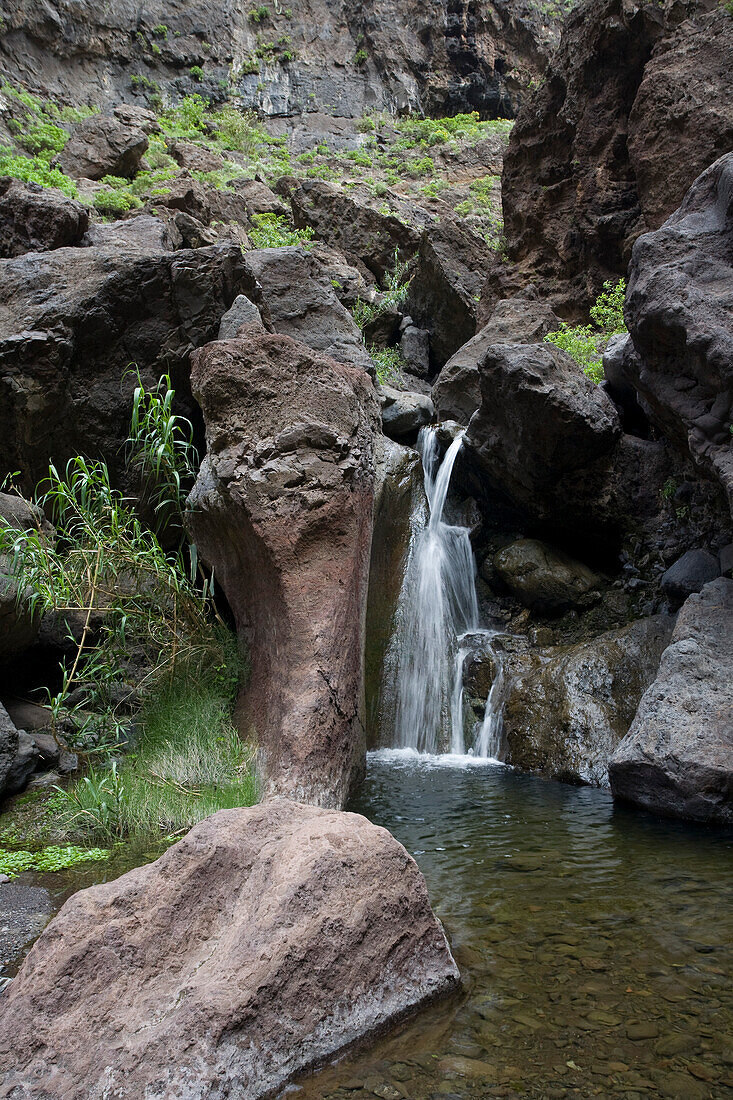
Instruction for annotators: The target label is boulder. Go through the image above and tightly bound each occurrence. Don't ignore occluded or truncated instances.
[503,615,674,786]
[233,177,289,217]
[0,217,257,490]
[493,538,601,614]
[288,177,424,281]
[380,385,434,440]
[0,799,460,1099]
[58,113,148,180]
[621,153,733,516]
[465,342,621,534]
[187,326,380,808]
[609,578,733,824]
[433,292,561,423]
[0,701,19,798]
[400,323,431,378]
[218,294,264,338]
[661,549,720,609]
[245,247,375,375]
[407,217,492,370]
[487,0,728,315]
[0,178,88,258]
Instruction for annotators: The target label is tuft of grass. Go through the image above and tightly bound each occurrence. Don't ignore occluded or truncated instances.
[370,346,405,386]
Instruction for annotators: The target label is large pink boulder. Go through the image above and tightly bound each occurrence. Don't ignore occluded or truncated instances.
[0,800,460,1099]
[187,325,380,808]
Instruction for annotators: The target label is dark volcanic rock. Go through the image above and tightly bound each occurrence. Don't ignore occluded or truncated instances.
[627,8,733,229]
[493,538,601,614]
[0,217,255,489]
[0,178,88,258]
[466,342,621,534]
[187,326,380,808]
[621,153,733,516]
[433,292,560,423]
[0,492,51,665]
[245,246,375,374]
[661,549,721,609]
[380,385,435,441]
[0,701,19,798]
[0,799,460,1099]
[58,113,148,180]
[487,0,727,316]
[288,178,424,282]
[609,578,733,824]
[407,217,493,370]
[503,615,674,786]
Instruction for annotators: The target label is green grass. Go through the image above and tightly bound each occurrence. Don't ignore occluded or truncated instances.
[57,633,258,843]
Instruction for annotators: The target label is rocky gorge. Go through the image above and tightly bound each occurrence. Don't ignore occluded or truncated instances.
[0,0,731,1096]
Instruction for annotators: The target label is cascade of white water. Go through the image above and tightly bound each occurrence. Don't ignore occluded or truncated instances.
[381,425,509,759]
[386,427,479,753]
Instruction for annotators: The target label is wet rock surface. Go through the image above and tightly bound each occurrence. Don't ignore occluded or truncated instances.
[492,538,601,614]
[610,578,733,824]
[502,615,674,786]
[380,386,435,441]
[0,799,460,1100]
[187,325,379,808]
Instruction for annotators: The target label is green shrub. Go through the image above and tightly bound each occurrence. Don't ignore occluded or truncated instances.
[354,48,367,65]
[248,4,270,21]
[0,148,78,196]
[370,346,405,386]
[152,23,168,37]
[17,120,68,157]
[544,278,627,383]
[248,212,314,248]
[590,277,626,332]
[93,189,142,216]
[189,65,204,82]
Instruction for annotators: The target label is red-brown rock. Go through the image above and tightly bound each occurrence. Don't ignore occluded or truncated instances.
[0,799,460,1099]
[187,326,380,808]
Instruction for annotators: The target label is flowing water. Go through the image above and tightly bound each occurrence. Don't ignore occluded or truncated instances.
[292,754,733,1100]
[380,428,502,757]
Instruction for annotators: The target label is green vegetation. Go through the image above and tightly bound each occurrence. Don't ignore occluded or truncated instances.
[354,48,368,66]
[0,375,257,847]
[352,252,411,330]
[0,844,110,879]
[189,65,204,82]
[152,23,168,37]
[248,212,315,248]
[370,346,405,386]
[545,279,626,382]
[248,4,270,21]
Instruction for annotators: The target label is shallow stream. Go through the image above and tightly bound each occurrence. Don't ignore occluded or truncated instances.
[293,750,733,1100]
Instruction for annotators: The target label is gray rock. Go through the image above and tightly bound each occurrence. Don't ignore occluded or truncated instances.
[0,178,88,259]
[58,113,148,180]
[433,293,561,424]
[0,800,459,1099]
[661,549,721,608]
[720,542,733,577]
[0,701,19,798]
[245,247,374,374]
[407,217,492,369]
[4,730,37,797]
[218,294,263,338]
[493,538,601,614]
[609,578,733,824]
[0,881,53,972]
[0,492,50,665]
[400,325,430,378]
[465,342,621,534]
[622,153,733,516]
[503,615,674,787]
[380,386,434,440]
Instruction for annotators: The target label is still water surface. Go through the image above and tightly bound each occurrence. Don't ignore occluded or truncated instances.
[294,751,733,1100]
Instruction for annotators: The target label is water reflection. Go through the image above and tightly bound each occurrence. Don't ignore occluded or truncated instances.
[293,754,733,1099]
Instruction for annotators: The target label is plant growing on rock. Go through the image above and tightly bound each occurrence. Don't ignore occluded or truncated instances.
[545,278,627,382]
[248,212,315,248]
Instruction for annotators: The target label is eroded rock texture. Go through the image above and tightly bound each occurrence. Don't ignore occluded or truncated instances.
[0,217,255,490]
[621,153,733,517]
[610,579,733,824]
[0,0,559,120]
[487,0,730,315]
[187,326,380,808]
[0,799,460,1099]
[0,178,89,258]
[503,615,674,787]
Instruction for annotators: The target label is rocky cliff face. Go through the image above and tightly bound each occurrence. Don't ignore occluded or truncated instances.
[0,0,561,121]
[484,0,733,316]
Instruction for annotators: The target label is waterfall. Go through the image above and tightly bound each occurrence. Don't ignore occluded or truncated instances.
[378,426,508,760]
[383,428,477,753]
